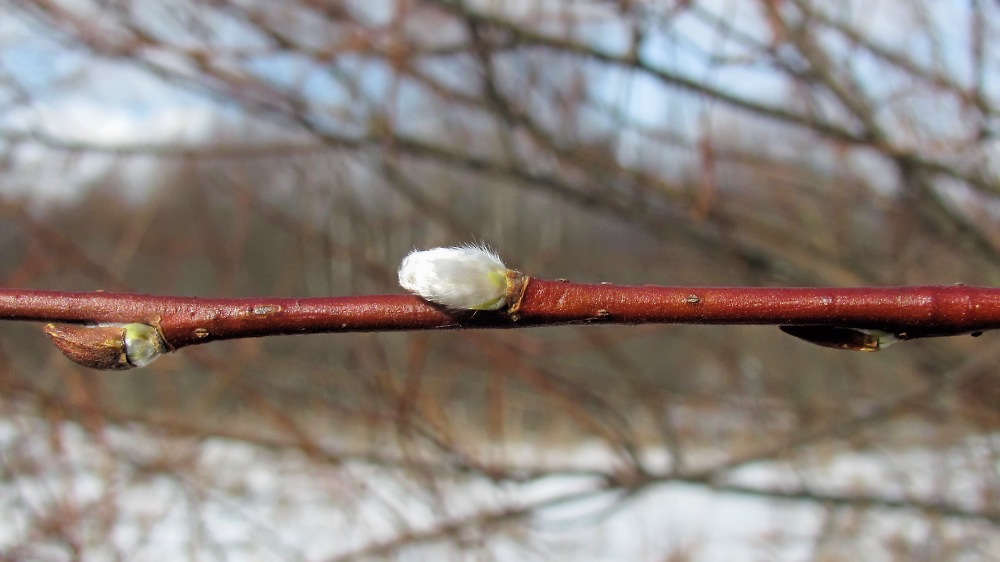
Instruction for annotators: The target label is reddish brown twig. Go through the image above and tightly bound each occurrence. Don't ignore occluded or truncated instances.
[1,281,999,370]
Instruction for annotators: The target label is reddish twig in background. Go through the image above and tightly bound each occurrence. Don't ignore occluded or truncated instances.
[1,280,998,370]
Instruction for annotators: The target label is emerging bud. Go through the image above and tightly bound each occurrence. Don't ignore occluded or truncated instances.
[44,322,167,371]
[122,323,167,368]
[398,244,515,310]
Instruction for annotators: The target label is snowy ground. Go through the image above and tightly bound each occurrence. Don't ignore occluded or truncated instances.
[0,417,997,561]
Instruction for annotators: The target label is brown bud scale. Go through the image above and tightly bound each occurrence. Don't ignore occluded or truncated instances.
[44,323,133,371]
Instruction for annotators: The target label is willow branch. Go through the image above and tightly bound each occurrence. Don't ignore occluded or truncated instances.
[1,281,998,370]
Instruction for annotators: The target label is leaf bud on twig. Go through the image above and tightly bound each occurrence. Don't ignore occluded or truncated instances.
[44,322,167,371]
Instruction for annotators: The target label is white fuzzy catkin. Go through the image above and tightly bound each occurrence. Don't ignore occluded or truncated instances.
[398,245,510,310]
